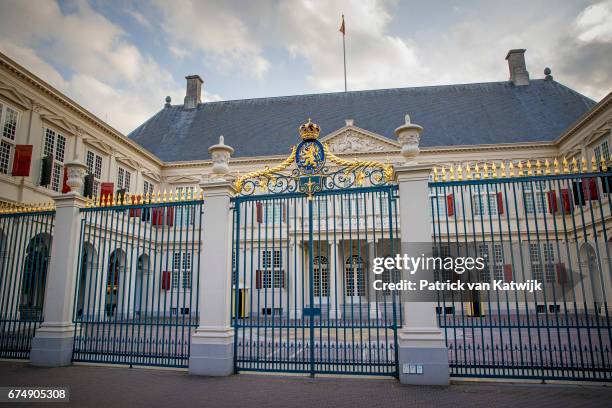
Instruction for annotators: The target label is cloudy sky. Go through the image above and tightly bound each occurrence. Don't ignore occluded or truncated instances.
[0,0,610,134]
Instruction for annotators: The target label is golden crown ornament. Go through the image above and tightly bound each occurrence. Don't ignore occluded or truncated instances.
[299,118,320,140]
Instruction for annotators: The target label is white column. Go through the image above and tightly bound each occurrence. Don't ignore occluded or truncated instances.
[328,241,340,319]
[189,180,234,376]
[396,165,449,385]
[30,192,86,366]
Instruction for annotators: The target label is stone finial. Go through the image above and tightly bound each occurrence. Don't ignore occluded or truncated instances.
[394,113,423,163]
[345,119,354,126]
[208,135,234,181]
[64,159,88,194]
[165,96,172,108]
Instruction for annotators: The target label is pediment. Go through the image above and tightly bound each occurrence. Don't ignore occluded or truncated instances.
[40,113,78,135]
[166,175,200,184]
[321,126,399,155]
[0,82,32,109]
[142,169,161,182]
[84,138,113,155]
[116,156,141,170]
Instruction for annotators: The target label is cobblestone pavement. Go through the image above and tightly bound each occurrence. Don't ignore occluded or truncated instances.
[0,362,610,408]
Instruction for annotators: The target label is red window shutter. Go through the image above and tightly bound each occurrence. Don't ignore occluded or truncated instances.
[561,189,572,213]
[161,271,171,290]
[256,202,263,223]
[547,190,558,214]
[166,206,174,226]
[582,178,599,200]
[503,264,513,282]
[282,203,287,222]
[61,167,71,193]
[446,194,454,216]
[556,263,568,285]
[129,195,142,217]
[151,207,164,226]
[255,270,262,289]
[497,192,504,214]
[588,178,599,200]
[11,145,33,176]
[100,182,114,202]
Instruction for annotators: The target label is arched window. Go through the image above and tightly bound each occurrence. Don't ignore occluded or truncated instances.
[105,249,125,317]
[313,255,328,297]
[345,255,365,297]
[76,243,97,318]
[20,233,51,321]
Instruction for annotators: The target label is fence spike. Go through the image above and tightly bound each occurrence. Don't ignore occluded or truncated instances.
[581,156,587,172]
[536,159,541,175]
[433,167,439,182]
[526,160,532,176]
[465,163,472,180]
[544,159,551,175]
[508,162,514,177]
[517,161,524,176]
[440,166,447,181]
[553,158,559,174]
[449,164,455,181]
[602,157,608,172]
[474,163,480,179]
[491,162,498,178]
[591,155,598,172]
[456,164,463,180]
[482,162,489,179]
[562,157,569,173]
[572,157,579,173]
[163,189,168,202]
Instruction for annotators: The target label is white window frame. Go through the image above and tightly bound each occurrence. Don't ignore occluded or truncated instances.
[175,186,195,226]
[472,191,498,217]
[86,150,104,197]
[143,179,155,197]
[43,127,67,192]
[523,182,548,215]
[117,166,132,192]
[0,102,20,174]
[172,252,192,290]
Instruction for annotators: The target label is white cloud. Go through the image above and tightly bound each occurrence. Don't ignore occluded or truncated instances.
[574,0,612,43]
[153,0,270,79]
[276,0,427,91]
[125,8,152,29]
[0,0,185,133]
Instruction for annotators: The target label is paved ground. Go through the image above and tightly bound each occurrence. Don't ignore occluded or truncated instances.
[0,362,610,408]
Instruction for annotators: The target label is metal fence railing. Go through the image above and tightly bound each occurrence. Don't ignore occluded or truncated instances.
[0,206,55,359]
[430,164,611,381]
[72,193,203,368]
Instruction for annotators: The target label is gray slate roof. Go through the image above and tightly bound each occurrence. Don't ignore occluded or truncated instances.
[128,80,595,161]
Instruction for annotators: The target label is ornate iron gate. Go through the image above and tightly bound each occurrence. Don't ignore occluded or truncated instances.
[231,119,401,376]
[72,193,203,367]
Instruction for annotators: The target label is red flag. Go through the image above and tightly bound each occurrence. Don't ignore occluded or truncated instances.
[339,15,345,35]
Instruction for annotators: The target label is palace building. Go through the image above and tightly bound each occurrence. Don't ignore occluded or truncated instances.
[0,48,610,382]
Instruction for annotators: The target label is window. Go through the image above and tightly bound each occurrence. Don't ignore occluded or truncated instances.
[313,255,329,297]
[345,255,365,297]
[429,193,447,218]
[342,196,364,215]
[117,167,131,192]
[175,186,195,226]
[0,104,19,174]
[143,179,155,196]
[530,243,555,283]
[263,201,284,223]
[259,250,283,289]
[523,182,547,214]
[594,141,609,170]
[172,252,192,290]
[43,128,66,192]
[492,244,504,281]
[86,150,103,197]
[478,244,491,282]
[472,192,498,216]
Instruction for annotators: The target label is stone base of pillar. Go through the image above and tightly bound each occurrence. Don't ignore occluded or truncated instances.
[189,327,234,376]
[397,327,449,385]
[30,323,75,367]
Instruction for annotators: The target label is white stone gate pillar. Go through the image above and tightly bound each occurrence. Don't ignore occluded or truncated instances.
[30,160,87,366]
[189,138,235,376]
[395,115,449,385]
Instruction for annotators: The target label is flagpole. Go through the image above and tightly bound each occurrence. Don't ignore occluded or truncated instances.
[341,15,347,92]
[343,27,347,92]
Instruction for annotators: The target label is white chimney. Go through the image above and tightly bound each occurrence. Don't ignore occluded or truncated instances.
[505,49,530,86]
[184,75,203,109]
